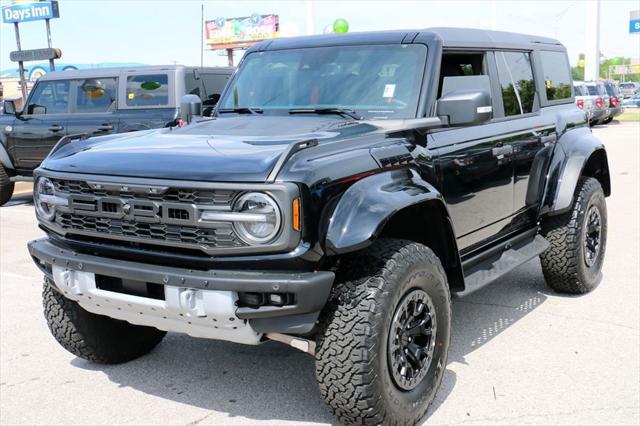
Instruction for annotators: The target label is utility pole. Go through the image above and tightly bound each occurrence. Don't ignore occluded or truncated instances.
[13,23,28,102]
[45,19,55,71]
[200,3,204,68]
[306,0,315,35]
[585,0,601,81]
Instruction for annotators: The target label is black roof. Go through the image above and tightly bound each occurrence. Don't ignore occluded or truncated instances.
[251,27,564,52]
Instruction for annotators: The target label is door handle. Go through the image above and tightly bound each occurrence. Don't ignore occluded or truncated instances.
[48,125,64,132]
[97,124,114,132]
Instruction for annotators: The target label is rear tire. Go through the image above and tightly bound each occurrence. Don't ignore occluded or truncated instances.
[0,165,14,206]
[315,239,451,425]
[540,177,607,294]
[43,278,166,364]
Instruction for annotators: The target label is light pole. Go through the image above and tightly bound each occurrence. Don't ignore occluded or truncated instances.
[585,0,601,81]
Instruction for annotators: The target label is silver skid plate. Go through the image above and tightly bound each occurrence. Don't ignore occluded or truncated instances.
[51,265,261,345]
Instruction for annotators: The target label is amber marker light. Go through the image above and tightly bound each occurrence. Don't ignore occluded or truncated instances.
[292,198,301,232]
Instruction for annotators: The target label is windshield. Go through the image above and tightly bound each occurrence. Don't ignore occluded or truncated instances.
[219,44,427,119]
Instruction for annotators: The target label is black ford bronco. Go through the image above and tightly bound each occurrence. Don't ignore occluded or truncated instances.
[28,28,610,425]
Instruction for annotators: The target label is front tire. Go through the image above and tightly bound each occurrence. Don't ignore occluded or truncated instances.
[540,177,607,294]
[43,279,166,364]
[315,239,451,425]
[0,165,14,206]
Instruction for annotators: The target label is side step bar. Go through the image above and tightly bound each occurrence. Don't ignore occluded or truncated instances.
[457,231,550,297]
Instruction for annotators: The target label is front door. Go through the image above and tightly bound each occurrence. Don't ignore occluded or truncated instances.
[430,124,515,251]
[65,77,119,137]
[10,80,70,170]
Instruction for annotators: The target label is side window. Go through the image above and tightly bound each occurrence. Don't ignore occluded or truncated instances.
[495,51,536,116]
[27,81,70,115]
[126,74,169,107]
[438,53,485,97]
[539,51,572,101]
[75,78,117,113]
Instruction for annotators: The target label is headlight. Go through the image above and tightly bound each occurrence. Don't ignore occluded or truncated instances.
[232,192,281,244]
[34,177,66,221]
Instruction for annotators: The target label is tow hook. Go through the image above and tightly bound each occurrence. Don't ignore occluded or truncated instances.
[265,333,316,356]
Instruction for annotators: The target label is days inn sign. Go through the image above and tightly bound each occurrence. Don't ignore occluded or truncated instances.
[2,1,60,24]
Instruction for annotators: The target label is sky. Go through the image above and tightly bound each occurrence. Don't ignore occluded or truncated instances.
[1,0,639,72]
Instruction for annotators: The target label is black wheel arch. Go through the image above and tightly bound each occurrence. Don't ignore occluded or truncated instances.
[542,126,610,217]
[323,168,464,292]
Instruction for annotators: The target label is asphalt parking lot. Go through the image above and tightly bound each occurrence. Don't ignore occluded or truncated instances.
[1,122,639,426]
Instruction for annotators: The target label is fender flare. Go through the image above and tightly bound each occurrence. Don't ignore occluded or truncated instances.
[324,168,454,255]
[543,126,610,215]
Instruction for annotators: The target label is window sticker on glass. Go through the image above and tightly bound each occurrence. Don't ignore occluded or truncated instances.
[383,84,396,98]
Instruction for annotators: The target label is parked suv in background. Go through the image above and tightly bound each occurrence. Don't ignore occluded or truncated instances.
[602,80,624,123]
[27,29,610,425]
[585,81,611,125]
[619,81,639,98]
[0,65,232,205]
[573,81,601,123]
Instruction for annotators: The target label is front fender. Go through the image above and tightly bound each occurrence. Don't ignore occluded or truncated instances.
[543,126,610,215]
[324,168,447,255]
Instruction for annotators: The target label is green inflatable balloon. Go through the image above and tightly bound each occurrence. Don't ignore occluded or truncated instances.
[333,18,349,34]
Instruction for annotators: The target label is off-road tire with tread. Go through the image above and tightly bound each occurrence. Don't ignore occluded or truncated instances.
[43,278,166,364]
[315,239,451,425]
[0,165,14,206]
[540,177,607,294]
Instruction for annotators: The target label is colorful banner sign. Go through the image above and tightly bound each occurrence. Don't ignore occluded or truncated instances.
[206,14,279,49]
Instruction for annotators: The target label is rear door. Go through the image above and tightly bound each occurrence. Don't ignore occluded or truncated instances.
[64,77,119,137]
[10,80,70,170]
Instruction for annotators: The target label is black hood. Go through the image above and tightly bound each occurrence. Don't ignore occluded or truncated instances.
[42,116,378,182]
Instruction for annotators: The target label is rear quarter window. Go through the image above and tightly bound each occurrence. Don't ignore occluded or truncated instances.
[539,51,572,102]
[126,74,169,107]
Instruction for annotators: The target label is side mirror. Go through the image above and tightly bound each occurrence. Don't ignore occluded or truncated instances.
[437,90,492,126]
[180,94,202,125]
[3,100,16,115]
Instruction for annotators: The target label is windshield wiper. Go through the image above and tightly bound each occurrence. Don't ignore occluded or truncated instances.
[216,107,263,116]
[288,108,362,120]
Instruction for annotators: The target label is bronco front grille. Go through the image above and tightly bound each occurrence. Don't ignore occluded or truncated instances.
[50,178,247,252]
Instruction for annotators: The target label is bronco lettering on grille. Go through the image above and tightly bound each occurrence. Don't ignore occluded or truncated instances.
[68,196,196,226]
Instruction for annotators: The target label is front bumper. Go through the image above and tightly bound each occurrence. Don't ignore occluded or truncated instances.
[29,238,334,343]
